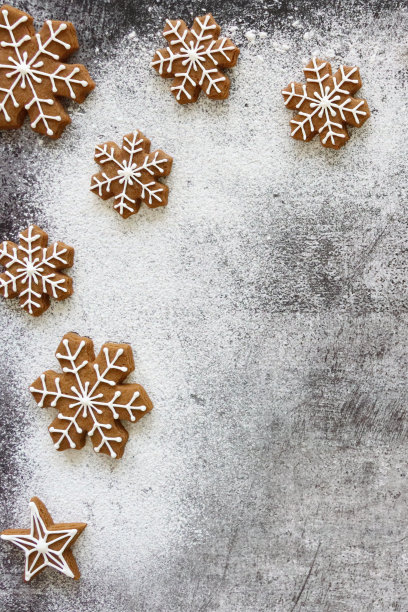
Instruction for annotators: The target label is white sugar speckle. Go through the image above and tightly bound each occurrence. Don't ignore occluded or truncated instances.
[0,6,407,610]
[245,30,256,43]
[303,30,315,41]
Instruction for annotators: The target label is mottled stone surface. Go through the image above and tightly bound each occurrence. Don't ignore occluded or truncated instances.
[0,1,407,610]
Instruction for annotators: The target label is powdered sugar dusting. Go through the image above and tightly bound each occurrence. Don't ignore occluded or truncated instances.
[0,2,407,609]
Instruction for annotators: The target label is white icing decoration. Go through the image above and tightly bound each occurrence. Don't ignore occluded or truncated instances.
[152,15,237,101]
[1,500,79,580]
[0,8,90,135]
[0,225,71,315]
[30,337,147,458]
[91,132,170,216]
[282,58,367,146]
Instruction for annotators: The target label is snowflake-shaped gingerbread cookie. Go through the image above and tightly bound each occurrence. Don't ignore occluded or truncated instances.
[152,13,240,104]
[30,332,153,459]
[1,497,86,581]
[0,4,94,138]
[0,225,74,316]
[91,130,173,218]
[282,57,370,149]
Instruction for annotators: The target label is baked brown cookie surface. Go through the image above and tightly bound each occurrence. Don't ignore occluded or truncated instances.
[91,130,173,218]
[1,497,86,581]
[0,4,95,138]
[282,57,370,149]
[152,13,239,104]
[30,332,153,459]
[0,225,74,316]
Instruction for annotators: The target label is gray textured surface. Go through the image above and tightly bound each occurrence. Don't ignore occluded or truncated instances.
[0,0,408,610]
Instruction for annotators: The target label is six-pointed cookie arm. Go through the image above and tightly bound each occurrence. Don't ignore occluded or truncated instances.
[0,240,19,267]
[152,47,180,78]
[337,95,370,127]
[170,72,201,104]
[24,90,71,139]
[282,82,312,111]
[162,19,194,52]
[0,63,26,129]
[109,383,153,423]
[289,110,318,141]
[318,117,349,148]
[92,343,135,387]
[144,148,173,177]
[30,369,89,448]
[30,369,73,412]
[122,131,151,163]
[54,333,96,379]
[303,58,333,97]
[0,5,35,51]
[48,410,88,451]
[0,271,19,298]
[39,60,95,104]
[44,241,74,270]
[36,19,79,61]
[88,413,128,459]
[205,37,240,68]
[42,270,73,301]
[199,65,231,100]
[332,65,362,95]
[191,14,221,44]
[19,225,48,250]
[91,142,124,198]
[0,241,21,298]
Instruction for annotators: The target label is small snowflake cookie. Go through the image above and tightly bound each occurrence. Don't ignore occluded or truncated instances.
[282,57,370,149]
[1,497,86,581]
[90,130,173,218]
[152,13,240,104]
[30,332,153,459]
[0,224,74,316]
[0,4,95,138]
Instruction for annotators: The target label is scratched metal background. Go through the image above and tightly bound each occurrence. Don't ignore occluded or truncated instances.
[0,0,408,610]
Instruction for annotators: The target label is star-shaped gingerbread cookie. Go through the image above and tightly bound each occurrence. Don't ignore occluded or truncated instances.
[1,497,86,581]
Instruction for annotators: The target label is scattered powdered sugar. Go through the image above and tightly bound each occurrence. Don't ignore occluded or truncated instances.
[0,3,407,610]
[244,30,257,43]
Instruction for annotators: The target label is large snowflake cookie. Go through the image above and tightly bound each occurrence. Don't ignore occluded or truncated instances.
[90,130,173,219]
[0,224,74,316]
[152,13,240,104]
[0,4,95,138]
[282,57,370,149]
[30,332,153,459]
[1,497,86,581]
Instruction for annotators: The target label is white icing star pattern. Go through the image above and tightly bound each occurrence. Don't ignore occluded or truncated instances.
[30,333,153,459]
[152,13,239,104]
[0,225,74,316]
[0,5,94,138]
[91,131,173,219]
[282,57,370,149]
[1,498,85,581]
